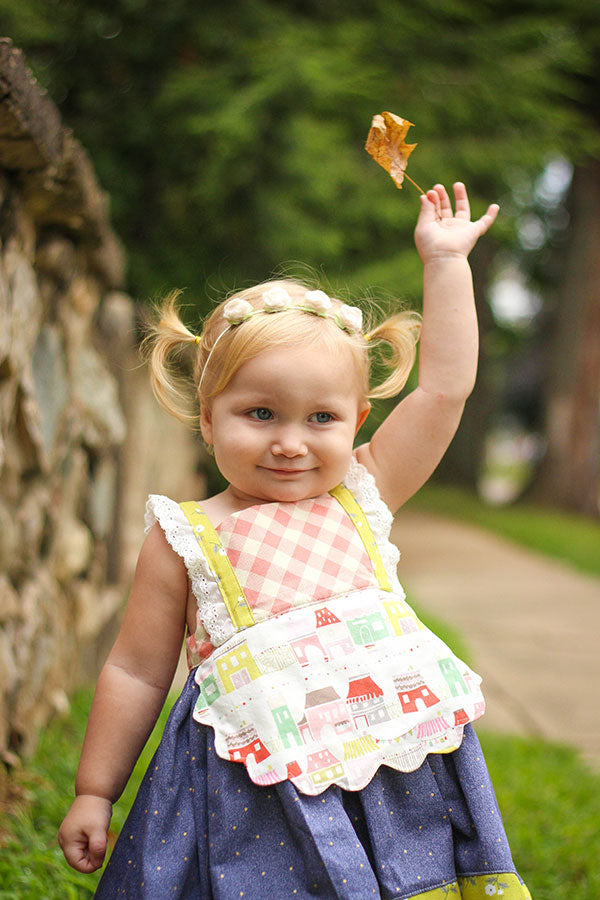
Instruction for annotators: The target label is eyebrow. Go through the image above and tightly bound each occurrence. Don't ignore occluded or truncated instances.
[232,389,352,409]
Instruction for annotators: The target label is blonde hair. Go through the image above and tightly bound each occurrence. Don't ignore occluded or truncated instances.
[142,278,421,427]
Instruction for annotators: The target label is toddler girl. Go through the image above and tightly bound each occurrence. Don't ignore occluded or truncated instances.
[59,183,531,898]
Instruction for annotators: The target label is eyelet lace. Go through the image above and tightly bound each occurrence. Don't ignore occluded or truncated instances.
[145,495,235,647]
[344,455,402,592]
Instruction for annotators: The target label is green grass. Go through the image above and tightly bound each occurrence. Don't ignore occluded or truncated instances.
[1,688,599,899]
[0,691,171,900]
[480,730,600,898]
[409,484,600,579]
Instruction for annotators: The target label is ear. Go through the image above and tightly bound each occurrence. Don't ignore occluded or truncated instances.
[355,402,371,436]
[199,402,213,445]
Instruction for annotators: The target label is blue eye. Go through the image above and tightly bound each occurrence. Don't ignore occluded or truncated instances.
[311,412,333,424]
[249,408,273,421]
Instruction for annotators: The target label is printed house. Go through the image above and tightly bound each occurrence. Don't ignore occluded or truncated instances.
[415,715,451,739]
[272,703,302,749]
[299,686,354,743]
[314,605,354,658]
[383,599,422,635]
[346,675,390,729]
[394,671,440,713]
[342,734,380,784]
[346,611,390,647]
[290,631,328,666]
[305,748,344,787]
[194,673,221,716]
[216,642,261,693]
[226,725,271,765]
[438,657,469,696]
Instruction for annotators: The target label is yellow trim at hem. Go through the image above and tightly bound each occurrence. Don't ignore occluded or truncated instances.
[397,872,531,899]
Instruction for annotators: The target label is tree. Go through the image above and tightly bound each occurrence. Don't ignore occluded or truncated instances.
[521,5,600,516]
[529,163,600,515]
[2,0,597,497]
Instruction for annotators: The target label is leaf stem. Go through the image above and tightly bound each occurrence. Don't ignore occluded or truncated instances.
[402,171,427,194]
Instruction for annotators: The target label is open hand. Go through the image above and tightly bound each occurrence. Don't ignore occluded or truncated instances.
[414,182,499,263]
[58,794,112,873]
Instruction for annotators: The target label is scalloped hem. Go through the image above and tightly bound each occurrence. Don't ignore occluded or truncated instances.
[401,873,532,899]
[192,691,484,794]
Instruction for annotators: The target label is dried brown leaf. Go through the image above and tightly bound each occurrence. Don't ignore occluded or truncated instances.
[365,111,418,189]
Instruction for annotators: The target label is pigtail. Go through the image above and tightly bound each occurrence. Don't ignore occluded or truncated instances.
[366,310,422,400]
[140,290,201,426]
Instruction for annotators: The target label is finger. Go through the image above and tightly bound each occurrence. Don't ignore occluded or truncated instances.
[418,190,440,223]
[61,840,95,873]
[453,182,471,220]
[433,184,453,218]
[475,203,500,235]
[88,827,108,869]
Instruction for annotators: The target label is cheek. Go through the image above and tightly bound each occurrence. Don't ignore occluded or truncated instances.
[213,424,257,459]
[324,431,357,465]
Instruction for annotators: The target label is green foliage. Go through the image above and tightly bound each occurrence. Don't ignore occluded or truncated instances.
[3,0,599,503]
[410,483,600,577]
[2,0,597,308]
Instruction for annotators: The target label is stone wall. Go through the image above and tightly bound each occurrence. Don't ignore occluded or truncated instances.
[0,39,201,770]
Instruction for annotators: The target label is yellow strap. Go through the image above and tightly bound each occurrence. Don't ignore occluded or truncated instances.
[179,501,256,630]
[329,484,392,591]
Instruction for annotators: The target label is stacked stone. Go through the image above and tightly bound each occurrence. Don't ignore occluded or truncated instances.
[0,39,133,764]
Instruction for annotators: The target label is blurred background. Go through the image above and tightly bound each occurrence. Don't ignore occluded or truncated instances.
[3,0,599,515]
[1,6,600,896]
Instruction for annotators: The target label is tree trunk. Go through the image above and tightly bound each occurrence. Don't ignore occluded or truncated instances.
[528,162,600,517]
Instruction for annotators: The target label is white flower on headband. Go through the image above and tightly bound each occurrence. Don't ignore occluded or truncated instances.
[304,290,332,313]
[338,304,363,333]
[223,298,253,324]
[262,286,291,309]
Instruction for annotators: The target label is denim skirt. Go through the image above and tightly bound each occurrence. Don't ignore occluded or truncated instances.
[94,671,530,899]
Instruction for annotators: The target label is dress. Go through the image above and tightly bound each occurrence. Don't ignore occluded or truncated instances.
[95,458,531,899]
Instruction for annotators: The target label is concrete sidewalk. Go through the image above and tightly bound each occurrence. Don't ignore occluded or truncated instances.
[392,509,600,769]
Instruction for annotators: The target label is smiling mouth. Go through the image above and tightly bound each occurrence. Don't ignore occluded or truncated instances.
[263,467,311,475]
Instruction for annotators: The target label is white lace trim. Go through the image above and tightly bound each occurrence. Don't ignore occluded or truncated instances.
[344,455,402,592]
[144,495,235,647]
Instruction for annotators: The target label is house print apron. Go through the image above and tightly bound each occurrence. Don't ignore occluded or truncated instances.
[163,473,486,795]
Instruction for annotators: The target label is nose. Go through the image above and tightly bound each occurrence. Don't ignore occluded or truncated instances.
[271,425,308,458]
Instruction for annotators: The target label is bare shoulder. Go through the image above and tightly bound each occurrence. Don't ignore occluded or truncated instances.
[107,522,188,684]
[135,522,188,598]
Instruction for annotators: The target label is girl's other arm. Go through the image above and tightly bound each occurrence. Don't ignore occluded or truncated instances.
[58,523,188,872]
[356,183,498,512]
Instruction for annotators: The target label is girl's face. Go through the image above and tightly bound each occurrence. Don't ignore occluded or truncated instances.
[200,339,370,505]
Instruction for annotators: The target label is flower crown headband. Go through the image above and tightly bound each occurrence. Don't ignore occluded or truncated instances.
[196,287,366,388]
[223,287,363,333]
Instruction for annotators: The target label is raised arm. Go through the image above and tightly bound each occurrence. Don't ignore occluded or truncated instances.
[356,183,498,512]
[58,524,188,873]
